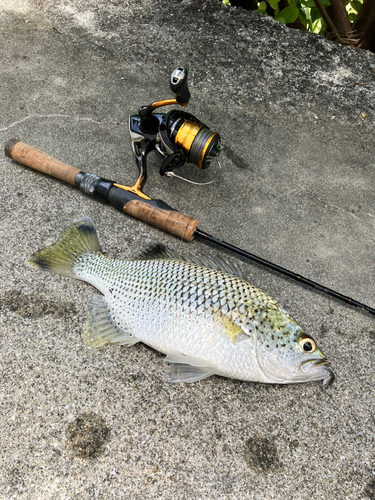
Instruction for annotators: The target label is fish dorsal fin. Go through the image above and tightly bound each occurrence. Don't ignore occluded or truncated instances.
[131,244,244,279]
[131,244,182,262]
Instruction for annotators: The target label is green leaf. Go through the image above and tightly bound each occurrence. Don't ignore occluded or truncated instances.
[300,4,311,20]
[318,22,326,34]
[299,0,315,6]
[310,6,322,23]
[300,0,330,7]
[298,8,310,28]
[256,0,267,14]
[350,0,362,13]
[275,5,299,23]
[267,0,280,9]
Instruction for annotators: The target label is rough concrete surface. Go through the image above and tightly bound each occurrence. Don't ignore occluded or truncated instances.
[1,0,375,499]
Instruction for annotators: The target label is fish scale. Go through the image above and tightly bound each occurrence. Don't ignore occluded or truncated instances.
[74,255,268,380]
[28,218,334,386]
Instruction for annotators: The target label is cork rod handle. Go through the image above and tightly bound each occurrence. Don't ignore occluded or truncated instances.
[4,139,200,241]
[123,200,199,242]
[4,139,81,185]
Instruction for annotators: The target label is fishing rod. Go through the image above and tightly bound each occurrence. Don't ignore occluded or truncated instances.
[4,67,375,317]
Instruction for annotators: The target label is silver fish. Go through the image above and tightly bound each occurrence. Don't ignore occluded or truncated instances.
[28,218,334,386]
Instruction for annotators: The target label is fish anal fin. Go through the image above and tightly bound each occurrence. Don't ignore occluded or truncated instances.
[83,294,139,348]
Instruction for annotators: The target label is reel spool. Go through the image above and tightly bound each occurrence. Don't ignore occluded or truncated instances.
[126,67,221,199]
[165,110,221,170]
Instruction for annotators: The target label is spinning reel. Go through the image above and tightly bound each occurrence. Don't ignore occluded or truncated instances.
[126,67,221,199]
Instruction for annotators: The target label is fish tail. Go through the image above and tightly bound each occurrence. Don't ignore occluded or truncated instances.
[28,217,101,278]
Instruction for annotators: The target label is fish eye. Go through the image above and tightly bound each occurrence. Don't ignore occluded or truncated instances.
[300,337,316,353]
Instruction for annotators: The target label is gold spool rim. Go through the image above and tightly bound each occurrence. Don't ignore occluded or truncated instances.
[174,121,202,160]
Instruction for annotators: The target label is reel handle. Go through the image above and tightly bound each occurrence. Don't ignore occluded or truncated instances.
[170,67,190,105]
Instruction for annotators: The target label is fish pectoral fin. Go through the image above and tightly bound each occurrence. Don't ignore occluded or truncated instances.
[83,294,139,347]
[165,351,215,383]
[214,310,248,343]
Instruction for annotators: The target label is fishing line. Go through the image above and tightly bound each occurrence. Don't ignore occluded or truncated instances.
[165,158,222,185]
[174,158,209,254]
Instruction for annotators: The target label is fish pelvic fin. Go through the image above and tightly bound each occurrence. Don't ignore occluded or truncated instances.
[27,217,101,278]
[84,294,139,347]
[168,364,214,383]
[165,351,215,383]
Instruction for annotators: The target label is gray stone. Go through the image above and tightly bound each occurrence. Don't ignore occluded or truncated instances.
[1,1,375,499]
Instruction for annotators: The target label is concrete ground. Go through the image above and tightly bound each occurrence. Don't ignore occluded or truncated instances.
[1,0,375,499]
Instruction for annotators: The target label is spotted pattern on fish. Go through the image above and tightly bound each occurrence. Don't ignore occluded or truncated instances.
[28,218,334,386]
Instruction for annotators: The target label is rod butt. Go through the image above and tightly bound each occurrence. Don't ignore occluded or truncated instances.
[4,139,21,159]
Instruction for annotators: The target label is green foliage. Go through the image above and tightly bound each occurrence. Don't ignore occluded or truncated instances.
[224,0,363,33]
[275,5,299,24]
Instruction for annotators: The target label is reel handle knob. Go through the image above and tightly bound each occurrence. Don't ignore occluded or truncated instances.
[170,67,190,105]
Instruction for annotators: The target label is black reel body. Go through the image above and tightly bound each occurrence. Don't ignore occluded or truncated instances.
[128,67,221,198]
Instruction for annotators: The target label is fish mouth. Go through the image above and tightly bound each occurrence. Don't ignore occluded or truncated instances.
[313,359,335,387]
[300,358,335,387]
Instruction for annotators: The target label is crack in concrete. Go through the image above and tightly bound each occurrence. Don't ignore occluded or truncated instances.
[322,201,375,221]
[0,113,123,132]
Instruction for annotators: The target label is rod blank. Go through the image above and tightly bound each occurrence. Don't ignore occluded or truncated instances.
[195,229,375,316]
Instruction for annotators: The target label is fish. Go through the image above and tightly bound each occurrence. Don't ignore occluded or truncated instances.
[28,218,334,386]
